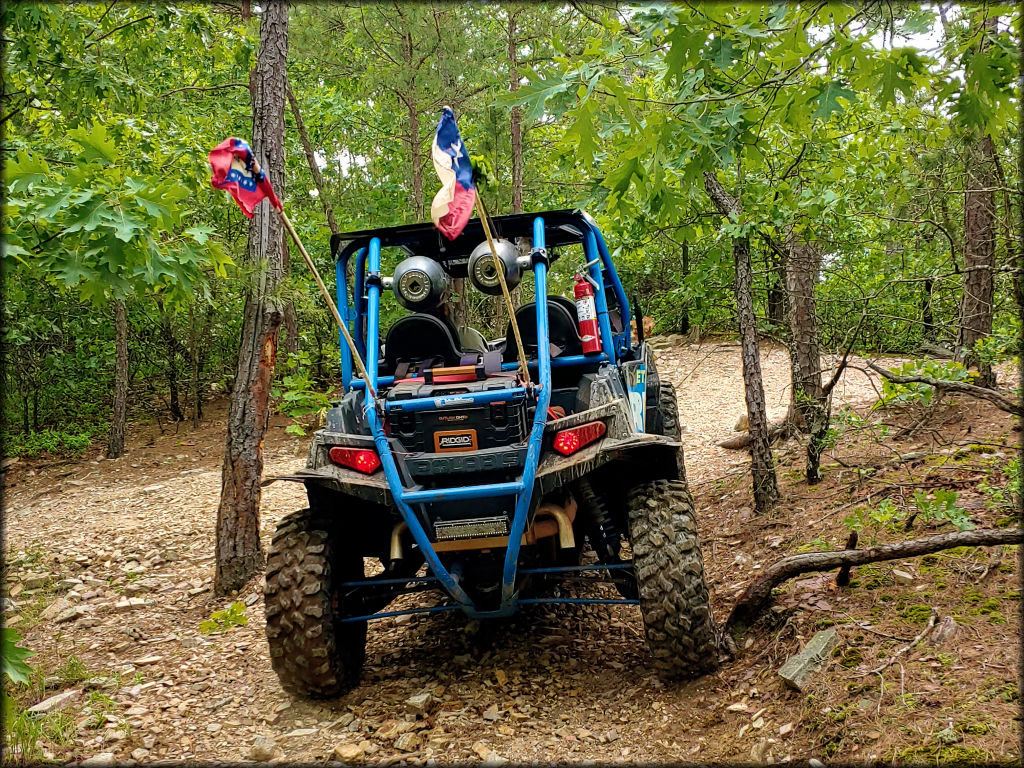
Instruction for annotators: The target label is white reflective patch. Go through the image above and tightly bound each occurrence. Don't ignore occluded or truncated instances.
[434,396,474,408]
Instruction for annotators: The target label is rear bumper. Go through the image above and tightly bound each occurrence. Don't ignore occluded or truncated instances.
[264,430,682,505]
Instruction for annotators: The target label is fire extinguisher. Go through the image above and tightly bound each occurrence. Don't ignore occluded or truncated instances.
[574,272,601,355]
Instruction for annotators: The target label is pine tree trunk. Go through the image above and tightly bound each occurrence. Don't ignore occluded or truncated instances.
[508,7,524,214]
[784,237,828,484]
[286,80,340,235]
[401,31,423,221]
[159,301,184,422]
[679,240,690,335]
[106,298,129,459]
[959,133,997,387]
[215,0,288,596]
[784,239,823,429]
[703,171,779,513]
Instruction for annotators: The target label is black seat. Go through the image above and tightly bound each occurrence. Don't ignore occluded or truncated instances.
[503,296,583,362]
[383,313,464,375]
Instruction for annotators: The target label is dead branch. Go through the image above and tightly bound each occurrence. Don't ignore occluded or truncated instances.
[857,607,938,677]
[717,420,793,449]
[725,527,1022,631]
[865,360,1021,416]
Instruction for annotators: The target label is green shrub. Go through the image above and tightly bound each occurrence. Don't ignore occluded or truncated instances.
[2,428,96,458]
[199,601,248,634]
[874,360,969,409]
[913,489,974,531]
[271,351,331,436]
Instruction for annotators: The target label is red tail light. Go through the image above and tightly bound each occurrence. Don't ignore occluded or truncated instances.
[329,446,382,474]
[552,421,606,456]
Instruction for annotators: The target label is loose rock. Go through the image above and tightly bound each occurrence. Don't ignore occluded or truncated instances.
[333,743,365,761]
[778,629,840,691]
[247,736,279,761]
[27,689,81,715]
[80,753,116,767]
[405,692,433,716]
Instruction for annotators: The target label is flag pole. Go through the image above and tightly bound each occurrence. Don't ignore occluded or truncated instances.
[474,195,530,384]
[275,208,377,400]
[252,153,375,399]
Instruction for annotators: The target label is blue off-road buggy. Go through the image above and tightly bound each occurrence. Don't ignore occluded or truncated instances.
[265,210,720,697]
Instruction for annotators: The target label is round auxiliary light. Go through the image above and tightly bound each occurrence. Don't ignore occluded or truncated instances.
[392,255,448,311]
[468,238,521,295]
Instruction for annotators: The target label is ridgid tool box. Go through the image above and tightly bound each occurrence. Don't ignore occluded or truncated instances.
[385,375,529,453]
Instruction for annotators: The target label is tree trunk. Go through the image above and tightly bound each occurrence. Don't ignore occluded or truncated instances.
[679,240,690,335]
[703,171,779,513]
[959,133,997,387]
[286,80,340,236]
[726,527,1023,631]
[766,269,785,328]
[106,298,129,459]
[921,278,935,343]
[22,394,29,435]
[401,31,423,221]
[958,15,997,388]
[159,301,184,422]
[784,238,823,429]
[215,0,288,596]
[508,7,523,214]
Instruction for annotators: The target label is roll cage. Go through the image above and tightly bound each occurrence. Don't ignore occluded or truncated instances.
[328,210,639,619]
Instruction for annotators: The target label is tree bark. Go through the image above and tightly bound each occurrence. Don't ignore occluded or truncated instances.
[158,300,184,422]
[286,80,340,236]
[704,171,779,513]
[782,236,830,484]
[106,298,129,458]
[679,240,690,334]
[784,238,824,428]
[508,7,524,214]
[957,16,997,388]
[726,527,1023,631]
[215,0,288,596]
[401,30,423,221]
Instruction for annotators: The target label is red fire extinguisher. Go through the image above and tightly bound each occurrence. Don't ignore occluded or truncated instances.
[574,272,601,355]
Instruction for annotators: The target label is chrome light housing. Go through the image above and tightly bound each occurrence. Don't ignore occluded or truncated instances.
[468,238,521,295]
[392,256,448,311]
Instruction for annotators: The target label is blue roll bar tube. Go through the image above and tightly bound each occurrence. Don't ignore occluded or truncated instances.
[498,216,553,610]
[334,257,353,391]
[361,237,474,608]
[584,230,616,363]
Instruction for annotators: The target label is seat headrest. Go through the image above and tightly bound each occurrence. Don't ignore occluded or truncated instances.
[384,313,464,372]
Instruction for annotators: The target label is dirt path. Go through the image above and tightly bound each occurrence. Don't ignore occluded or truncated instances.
[3,339,1019,765]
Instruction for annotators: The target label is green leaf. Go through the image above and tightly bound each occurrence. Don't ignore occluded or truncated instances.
[812,81,857,122]
[67,122,118,165]
[2,628,35,686]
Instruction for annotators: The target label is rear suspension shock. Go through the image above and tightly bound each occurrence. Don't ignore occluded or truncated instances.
[575,476,637,599]
[575,476,620,562]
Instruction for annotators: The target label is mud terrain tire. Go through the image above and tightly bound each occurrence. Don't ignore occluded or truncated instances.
[627,479,720,680]
[653,382,682,441]
[265,509,366,698]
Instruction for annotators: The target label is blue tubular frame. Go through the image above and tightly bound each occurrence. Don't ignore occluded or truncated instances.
[329,212,635,620]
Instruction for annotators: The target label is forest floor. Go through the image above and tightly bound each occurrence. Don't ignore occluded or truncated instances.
[3,338,1020,765]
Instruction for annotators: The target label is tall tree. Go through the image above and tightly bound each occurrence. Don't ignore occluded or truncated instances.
[704,171,780,512]
[215,0,289,595]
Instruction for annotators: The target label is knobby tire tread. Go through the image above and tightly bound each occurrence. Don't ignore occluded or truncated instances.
[264,508,366,698]
[627,479,720,680]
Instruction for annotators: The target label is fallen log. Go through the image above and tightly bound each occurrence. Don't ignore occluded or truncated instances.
[717,420,793,449]
[725,527,1022,632]
[865,360,1022,417]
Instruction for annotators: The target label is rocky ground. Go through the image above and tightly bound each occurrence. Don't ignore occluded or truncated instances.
[2,338,1020,765]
